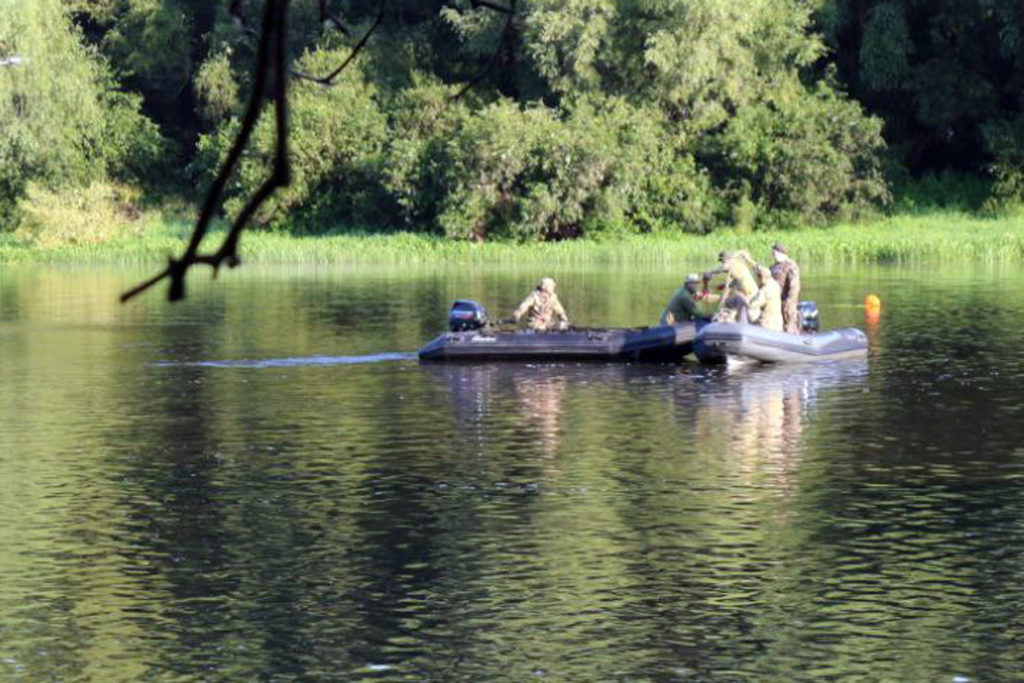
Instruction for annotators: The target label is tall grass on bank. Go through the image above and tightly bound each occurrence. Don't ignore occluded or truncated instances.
[1,210,1023,267]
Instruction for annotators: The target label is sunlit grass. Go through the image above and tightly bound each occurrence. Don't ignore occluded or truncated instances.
[2,209,1023,266]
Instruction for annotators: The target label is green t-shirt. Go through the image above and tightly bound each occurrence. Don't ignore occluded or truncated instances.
[660,287,700,325]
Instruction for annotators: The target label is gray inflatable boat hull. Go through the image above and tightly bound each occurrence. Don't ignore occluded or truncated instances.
[418,323,697,362]
[693,322,867,364]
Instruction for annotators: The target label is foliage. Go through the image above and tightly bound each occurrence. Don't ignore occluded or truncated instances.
[201,48,389,231]
[819,0,1024,206]
[14,0,1024,241]
[15,182,143,247]
[385,91,715,241]
[858,3,911,92]
[407,0,885,236]
[434,98,606,241]
[194,49,239,123]
[378,78,473,230]
[981,116,1024,213]
[0,0,164,230]
[892,171,992,214]
[4,211,1024,266]
[708,82,889,227]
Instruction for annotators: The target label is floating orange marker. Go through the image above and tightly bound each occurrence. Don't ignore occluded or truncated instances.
[864,294,881,330]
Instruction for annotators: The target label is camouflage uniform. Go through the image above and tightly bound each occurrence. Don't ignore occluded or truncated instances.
[660,286,701,325]
[712,294,748,323]
[771,260,801,334]
[706,256,758,322]
[747,277,783,332]
[515,289,569,331]
[720,259,759,300]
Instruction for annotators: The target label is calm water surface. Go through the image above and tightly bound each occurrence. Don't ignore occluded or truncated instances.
[2,263,1024,681]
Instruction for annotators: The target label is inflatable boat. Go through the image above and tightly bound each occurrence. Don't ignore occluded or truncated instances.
[418,300,698,362]
[692,322,867,364]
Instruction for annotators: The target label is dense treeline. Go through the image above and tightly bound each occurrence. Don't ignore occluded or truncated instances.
[1,0,1022,242]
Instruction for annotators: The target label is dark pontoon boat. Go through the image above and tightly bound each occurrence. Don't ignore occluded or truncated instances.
[418,300,697,362]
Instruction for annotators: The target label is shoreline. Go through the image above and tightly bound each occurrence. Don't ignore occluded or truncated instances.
[2,210,1023,267]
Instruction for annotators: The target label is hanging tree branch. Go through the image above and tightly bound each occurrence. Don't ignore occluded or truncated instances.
[123,0,385,303]
[451,0,516,100]
[120,0,507,302]
[290,8,384,86]
[122,0,291,303]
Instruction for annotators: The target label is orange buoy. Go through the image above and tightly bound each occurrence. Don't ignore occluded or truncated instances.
[864,294,881,330]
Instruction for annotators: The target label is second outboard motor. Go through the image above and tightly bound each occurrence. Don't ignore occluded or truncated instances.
[798,300,819,332]
[449,300,488,332]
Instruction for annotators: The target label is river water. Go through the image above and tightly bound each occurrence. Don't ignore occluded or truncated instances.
[1,263,1023,681]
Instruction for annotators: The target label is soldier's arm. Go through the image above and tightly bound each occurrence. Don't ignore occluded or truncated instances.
[789,266,801,299]
[553,296,569,323]
[513,293,534,321]
[661,289,681,325]
[703,265,725,281]
[736,250,757,269]
[747,287,766,323]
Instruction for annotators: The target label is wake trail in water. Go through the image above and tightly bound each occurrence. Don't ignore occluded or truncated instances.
[154,352,415,368]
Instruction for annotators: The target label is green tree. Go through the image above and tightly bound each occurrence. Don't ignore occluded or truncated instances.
[819,0,1024,204]
[0,0,161,229]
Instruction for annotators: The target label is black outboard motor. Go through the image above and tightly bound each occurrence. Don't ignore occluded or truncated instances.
[449,300,488,332]
[797,300,819,332]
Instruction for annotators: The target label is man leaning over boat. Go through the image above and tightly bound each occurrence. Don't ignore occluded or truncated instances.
[696,248,790,333]
[660,273,710,325]
[703,250,758,323]
[513,277,570,331]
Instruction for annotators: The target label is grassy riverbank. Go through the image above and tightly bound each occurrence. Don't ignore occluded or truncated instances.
[2,210,1023,267]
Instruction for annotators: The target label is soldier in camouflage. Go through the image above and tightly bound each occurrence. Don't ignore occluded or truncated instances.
[514,277,570,331]
[704,250,758,323]
[769,243,801,334]
[747,264,784,332]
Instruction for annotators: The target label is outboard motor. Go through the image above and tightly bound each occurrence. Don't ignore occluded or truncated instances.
[797,300,819,332]
[448,300,488,332]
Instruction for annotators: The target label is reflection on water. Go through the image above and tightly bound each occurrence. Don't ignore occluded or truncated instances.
[696,361,867,492]
[2,265,1024,680]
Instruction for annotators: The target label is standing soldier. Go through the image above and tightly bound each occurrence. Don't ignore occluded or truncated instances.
[747,265,784,331]
[770,243,801,334]
[514,277,570,331]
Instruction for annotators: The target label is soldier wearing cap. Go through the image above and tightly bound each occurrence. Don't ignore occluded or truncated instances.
[514,277,570,331]
[704,249,758,323]
[769,243,801,334]
[660,273,709,325]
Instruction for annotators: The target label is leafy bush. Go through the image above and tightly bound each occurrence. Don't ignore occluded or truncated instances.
[431,95,716,241]
[379,78,472,231]
[706,82,889,227]
[893,171,992,213]
[981,117,1024,214]
[0,0,166,230]
[15,183,143,247]
[194,50,240,124]
[201,48,389,231]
